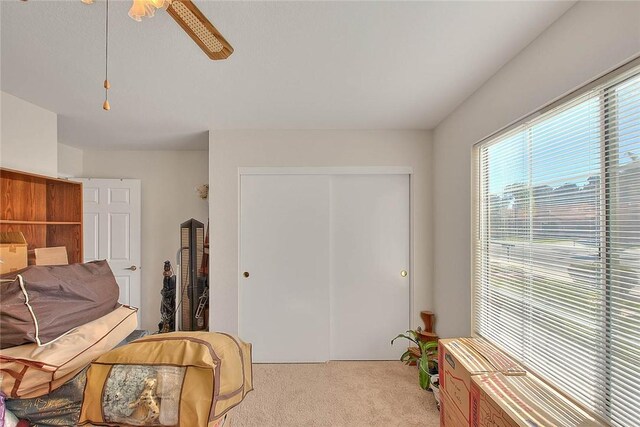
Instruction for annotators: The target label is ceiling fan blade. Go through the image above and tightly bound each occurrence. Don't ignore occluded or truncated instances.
[166,0,233,60]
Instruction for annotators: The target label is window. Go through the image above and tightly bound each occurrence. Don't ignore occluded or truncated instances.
[474,62,640,427]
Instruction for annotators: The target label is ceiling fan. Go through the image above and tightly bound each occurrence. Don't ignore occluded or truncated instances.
[21,0,232,109]
[83,0,234,60]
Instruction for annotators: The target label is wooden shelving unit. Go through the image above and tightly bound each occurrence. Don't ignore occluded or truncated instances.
[0,168,83,264]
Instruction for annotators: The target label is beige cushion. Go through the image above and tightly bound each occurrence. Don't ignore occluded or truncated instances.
[0,305,137,398]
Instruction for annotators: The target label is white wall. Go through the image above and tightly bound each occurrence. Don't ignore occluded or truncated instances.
[432,1,640,338]
[57,143,83,177]
[209,130,433,335]
[0,91,57,176]
[82,150,209,331]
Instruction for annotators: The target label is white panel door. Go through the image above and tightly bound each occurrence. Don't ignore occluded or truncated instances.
[240,175,331,363]
[77,179,141,312]
[330,174,410,360]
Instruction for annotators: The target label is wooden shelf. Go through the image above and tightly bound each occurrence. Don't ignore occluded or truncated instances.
[1,168,83,264]
[417,330,439,343]
[0,220,81,225]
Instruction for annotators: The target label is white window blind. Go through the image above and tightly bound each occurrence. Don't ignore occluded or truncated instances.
[475,63,640,427]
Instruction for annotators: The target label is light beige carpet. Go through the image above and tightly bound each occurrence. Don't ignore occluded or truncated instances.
[228,361,440,427]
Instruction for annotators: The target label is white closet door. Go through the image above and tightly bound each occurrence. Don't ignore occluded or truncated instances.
[330,174,410,360]
[239,174,331,363]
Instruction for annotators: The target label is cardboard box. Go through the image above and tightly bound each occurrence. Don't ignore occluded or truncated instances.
[0,232,28,274]
[440,386,469,427]
[35,246,69,266]
[438,338,525,426]
[470,373,604,427]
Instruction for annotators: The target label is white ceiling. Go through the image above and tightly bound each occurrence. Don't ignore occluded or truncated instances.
[1,1,574,150]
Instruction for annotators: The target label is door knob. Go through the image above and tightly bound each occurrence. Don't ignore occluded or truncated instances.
[125,265,138,271]
[243,272,250,278]
[401,270,408,277]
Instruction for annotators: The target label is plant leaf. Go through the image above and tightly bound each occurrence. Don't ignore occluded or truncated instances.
[418,355,432,390]
[391,332,418,346]
[418,364,429,390]
[419,341,439,352]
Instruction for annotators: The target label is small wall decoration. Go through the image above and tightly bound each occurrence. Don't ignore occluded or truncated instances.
[195,184,209,200]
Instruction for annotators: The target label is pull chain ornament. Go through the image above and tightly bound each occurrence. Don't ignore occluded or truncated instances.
[103,79,110,110]
[103,0,111,110]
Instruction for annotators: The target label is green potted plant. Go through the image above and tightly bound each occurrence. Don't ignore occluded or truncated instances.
[391,328,439,391]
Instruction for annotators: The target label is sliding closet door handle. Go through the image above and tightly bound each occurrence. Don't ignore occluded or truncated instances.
[243,272,250,278]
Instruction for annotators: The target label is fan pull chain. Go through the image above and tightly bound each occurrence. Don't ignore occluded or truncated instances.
[103,0,111,110]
